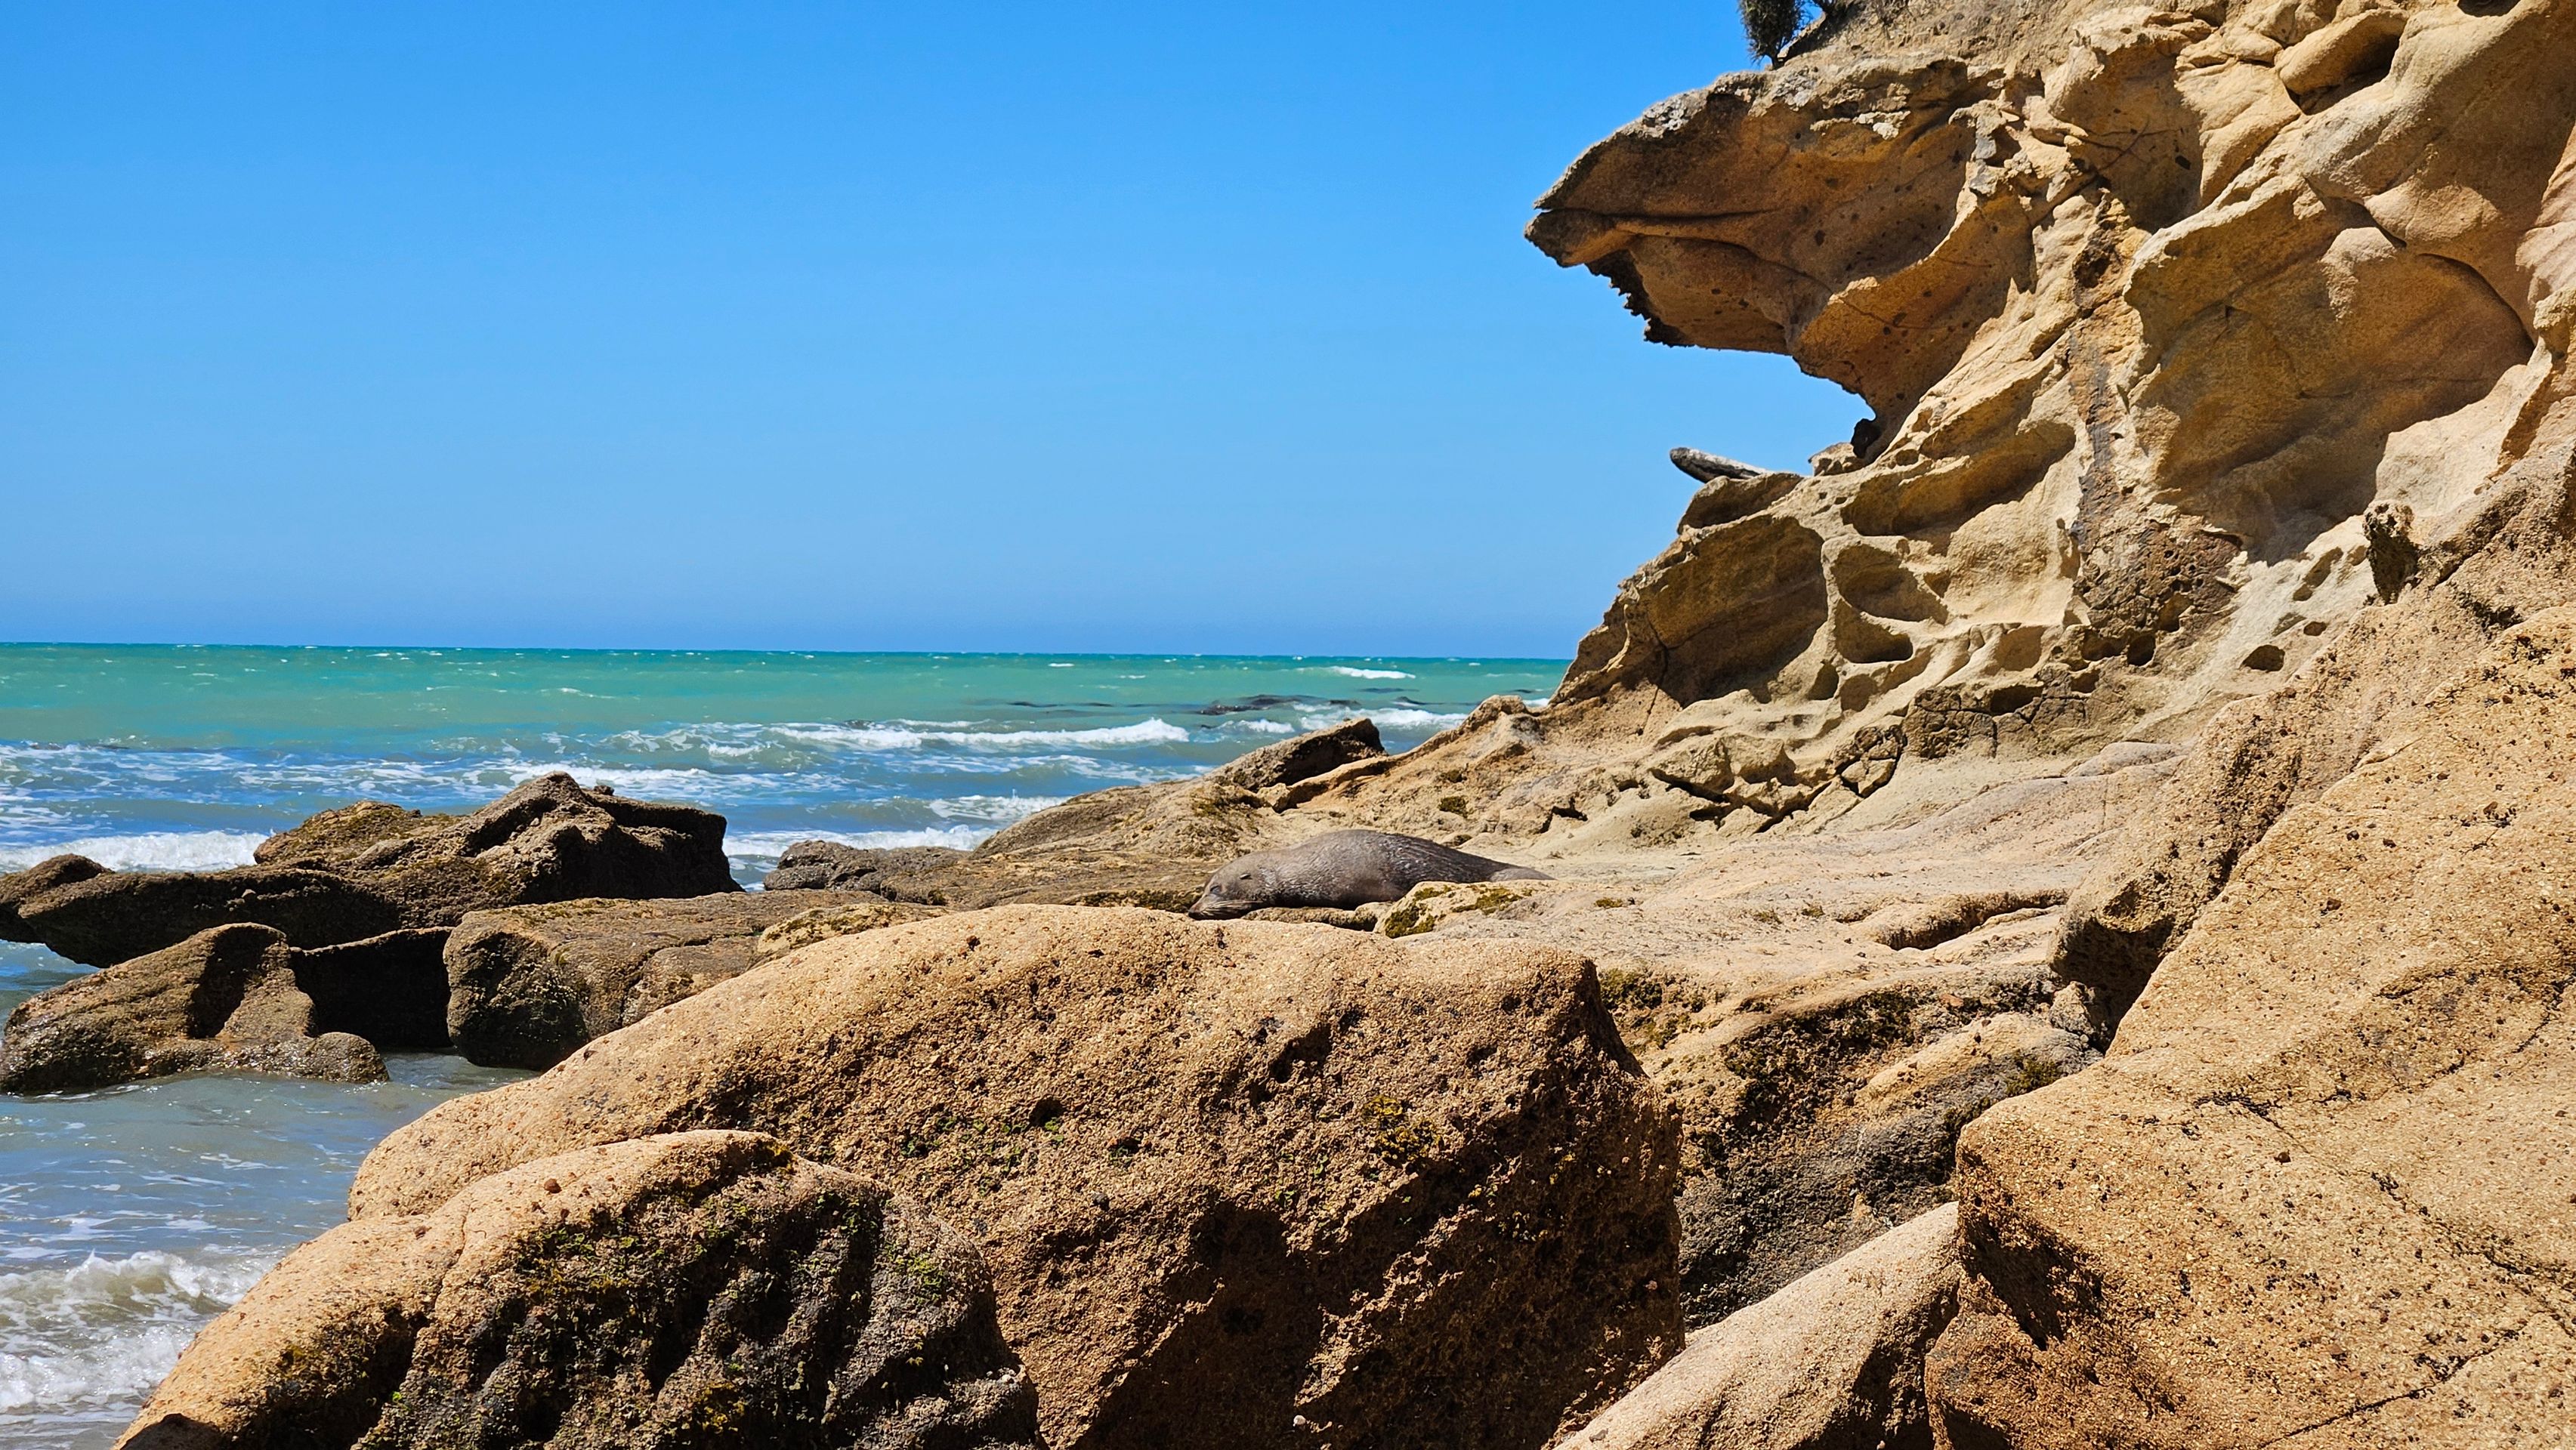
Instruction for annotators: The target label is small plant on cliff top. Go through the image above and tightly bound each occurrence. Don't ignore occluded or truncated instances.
[1741,0,1811,63]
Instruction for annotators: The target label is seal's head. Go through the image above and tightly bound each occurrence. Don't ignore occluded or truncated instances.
[1188,858,1277,919]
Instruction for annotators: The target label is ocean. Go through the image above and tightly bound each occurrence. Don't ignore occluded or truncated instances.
[0,644,1561,1448]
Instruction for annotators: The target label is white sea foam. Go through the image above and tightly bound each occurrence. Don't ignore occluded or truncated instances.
[1320,666,1414,680]
[727,826,992,872]
[1230,719,1297,735]
[928,794,1069,822]
[0,832,267,873]
[1304,708,1468,733]
[0,1249,273,1417]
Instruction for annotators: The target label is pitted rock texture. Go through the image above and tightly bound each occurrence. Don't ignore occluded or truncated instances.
[1926,610,2576,1447]
[113,1131,1036,1450]
[350,907,1683,1450]
[441,890,936,1069]
[1246,0,2571,860]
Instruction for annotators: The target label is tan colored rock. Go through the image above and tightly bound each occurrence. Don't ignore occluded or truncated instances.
[1,924,386,1093]
[1926,609,2576,1447]
[1561,1203,1962,1450]
[114,1130,1036,1450]
[351,906,1683,1449]
[441,889,931,1069]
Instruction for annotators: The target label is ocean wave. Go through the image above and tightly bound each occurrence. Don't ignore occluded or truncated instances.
[1319,666,1413,680]
[927,794,1068,823]
[0,832,267,873]
[1228,719,1297,736]
[0,1249,274,1416]
[1305,708,1467,734]
[726,826,992,865]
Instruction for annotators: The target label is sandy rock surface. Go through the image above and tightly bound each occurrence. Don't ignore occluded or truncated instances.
[113,1130,1036,1450]
[353,906,1682,1450]
[1562,1202,1962,1450]
[1930,610,2576,1446]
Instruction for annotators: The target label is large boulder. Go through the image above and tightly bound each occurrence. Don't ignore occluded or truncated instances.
[1561,1203,1962,1450]
[351,906,1684,1449]
[113,1130,1036,1450]
[1926,611,2576,1446]
[0,774,735,969]
[443,890,938,1069]
[0,924,393,1094]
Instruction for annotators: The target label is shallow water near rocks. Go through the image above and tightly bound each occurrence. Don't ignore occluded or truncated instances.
[0,646,1559,1445]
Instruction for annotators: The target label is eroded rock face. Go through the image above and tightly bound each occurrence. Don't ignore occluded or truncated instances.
[443,890,938,1069]
[351,907,1683,1450]
[0,774,735,970]
[1370,0,2574,853]
[0,924,396,1094]
[113,1131,1036,1450]
[1926,610,2576,1446]
[1564,1202,1962,1450]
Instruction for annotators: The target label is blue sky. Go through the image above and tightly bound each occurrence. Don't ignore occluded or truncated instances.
[1,3,1859,656]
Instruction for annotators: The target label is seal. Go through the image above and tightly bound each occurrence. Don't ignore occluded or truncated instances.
[1187,829,1550,918]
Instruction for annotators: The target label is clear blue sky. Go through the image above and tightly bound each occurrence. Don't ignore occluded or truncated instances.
[2,2,1858,657]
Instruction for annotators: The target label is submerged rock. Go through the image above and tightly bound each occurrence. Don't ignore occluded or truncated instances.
[0,924,397,1094]
[351,906,1683,1449]
[443,890,938,1069]
[114,1130,1036,1450]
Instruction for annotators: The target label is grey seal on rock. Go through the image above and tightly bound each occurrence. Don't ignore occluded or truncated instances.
[1188,829,1550,918]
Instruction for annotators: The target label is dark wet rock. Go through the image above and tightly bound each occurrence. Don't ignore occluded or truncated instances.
[114,1131,1037,1450]
[0,774,735,970]
[0,924,391,1094]
[761,842,966,895]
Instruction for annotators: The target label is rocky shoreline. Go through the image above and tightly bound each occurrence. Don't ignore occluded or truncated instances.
[20,0,2576,1441]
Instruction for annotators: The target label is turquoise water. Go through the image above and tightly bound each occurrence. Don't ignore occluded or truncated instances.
[0,645,1561,1446]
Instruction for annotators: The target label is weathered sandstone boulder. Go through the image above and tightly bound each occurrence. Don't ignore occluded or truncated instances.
[114,1130,1036,1450]
[1926,610,2576,1446]
[351,906,1684,1449]
[443,890,938,1069]
[1561,1203,1962,1450]
[0,773,735,969]
[0,924,394,1094]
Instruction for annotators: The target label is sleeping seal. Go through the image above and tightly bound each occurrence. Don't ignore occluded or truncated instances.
[1188,829,1550,918]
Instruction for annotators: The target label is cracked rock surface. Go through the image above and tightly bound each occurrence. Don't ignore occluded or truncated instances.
[1929,610,2576,1447]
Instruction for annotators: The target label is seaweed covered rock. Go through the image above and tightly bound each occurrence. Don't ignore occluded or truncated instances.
[443,890,938,1069]
[0,924,394,1094]
[353,906,1683,1450]
[0,774,735,970]
[113,1131,1036,1450]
